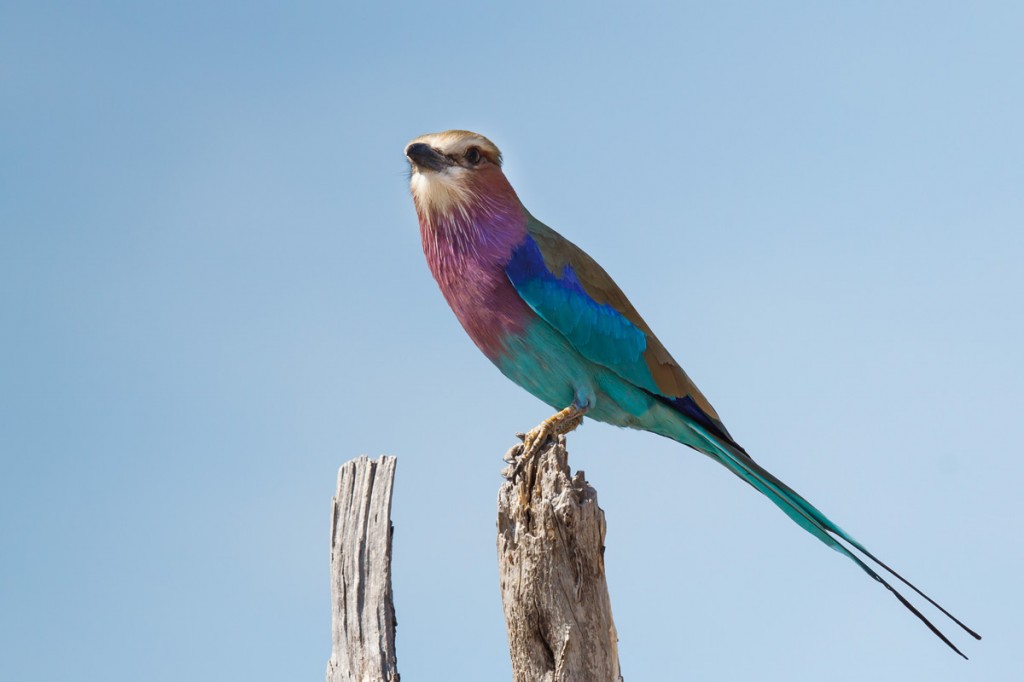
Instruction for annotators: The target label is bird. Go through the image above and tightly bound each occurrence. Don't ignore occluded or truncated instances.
[404,129,980,657]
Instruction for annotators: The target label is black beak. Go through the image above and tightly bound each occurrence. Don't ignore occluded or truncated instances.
[405,142,451,172]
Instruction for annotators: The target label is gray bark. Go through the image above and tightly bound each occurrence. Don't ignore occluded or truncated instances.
[497,436,623,682]
[326,455,399,682]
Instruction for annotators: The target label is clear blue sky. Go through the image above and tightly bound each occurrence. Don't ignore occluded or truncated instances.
[2,2,1022,680]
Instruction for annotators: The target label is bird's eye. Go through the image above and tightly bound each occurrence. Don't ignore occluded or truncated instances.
[465,147,482,165]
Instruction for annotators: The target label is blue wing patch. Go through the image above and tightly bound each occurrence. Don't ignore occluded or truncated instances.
[506,236,659,392]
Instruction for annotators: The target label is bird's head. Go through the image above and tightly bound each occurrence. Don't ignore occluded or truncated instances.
[405,130,512,222]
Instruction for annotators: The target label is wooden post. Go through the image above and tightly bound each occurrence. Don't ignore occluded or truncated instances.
[497,436,623,681]
[326,455,400,682]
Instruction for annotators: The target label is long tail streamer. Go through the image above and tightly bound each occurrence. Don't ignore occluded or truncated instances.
[688,424,981,658]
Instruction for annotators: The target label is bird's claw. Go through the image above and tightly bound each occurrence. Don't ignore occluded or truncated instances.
[502,423,556,481]
[521,422,556,461]
[502,443,523,464]
[502,405,587,480]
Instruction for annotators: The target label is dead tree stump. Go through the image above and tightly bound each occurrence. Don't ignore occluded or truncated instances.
[326,455,399,682]
[497,436,623,681]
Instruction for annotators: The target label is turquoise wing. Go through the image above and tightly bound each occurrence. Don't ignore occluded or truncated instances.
[505,230,656,391]
[505,217,731,435]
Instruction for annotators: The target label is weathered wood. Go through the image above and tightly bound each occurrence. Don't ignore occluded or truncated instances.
[498,437,623,682]
[326,455,399,682]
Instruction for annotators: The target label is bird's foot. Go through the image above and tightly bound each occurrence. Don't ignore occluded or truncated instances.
[502,435,528,465]
[502,404,586,481]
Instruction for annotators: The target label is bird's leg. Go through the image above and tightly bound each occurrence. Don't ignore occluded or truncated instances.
[504,401,589,480]
[523,404,586,457]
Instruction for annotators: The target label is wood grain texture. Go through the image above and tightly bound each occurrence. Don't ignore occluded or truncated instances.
[326,455,399,682]
[498,437,623,682]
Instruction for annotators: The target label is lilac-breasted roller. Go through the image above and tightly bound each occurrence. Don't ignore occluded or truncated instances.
[404,130,979,657]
